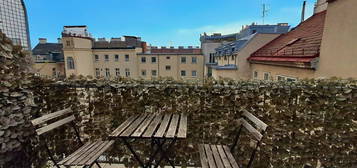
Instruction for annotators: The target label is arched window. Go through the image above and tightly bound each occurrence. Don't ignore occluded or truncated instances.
[67,57,75,69]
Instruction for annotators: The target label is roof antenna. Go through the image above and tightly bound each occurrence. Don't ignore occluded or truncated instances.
[262,3,269,24]
[301,1,307,23]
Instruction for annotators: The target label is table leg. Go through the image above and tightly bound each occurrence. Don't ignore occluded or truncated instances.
[153,138,177,168]
[145,139,167,168]
[121,138,146,167]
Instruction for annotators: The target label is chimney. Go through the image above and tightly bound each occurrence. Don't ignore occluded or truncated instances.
[188,46,193,49]
[57,38,62,44]
[301,1,306,23]
[39,38,47,44]
[141,42,148,53]
[178,46,184,49]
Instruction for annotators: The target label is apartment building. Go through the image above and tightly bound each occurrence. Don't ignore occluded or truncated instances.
[248,11,326,81]
[211,24,290,80]
[137,47,203,80]
[61,26,204,80]
[32,38,65,77]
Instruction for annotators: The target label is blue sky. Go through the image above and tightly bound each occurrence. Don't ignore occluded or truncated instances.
[24,0,315,48]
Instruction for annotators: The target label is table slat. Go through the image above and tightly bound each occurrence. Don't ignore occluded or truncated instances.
[177,114,187,138]
[142,115,163,138]
[154,114,172,138]
[110,115,139,137]
[120,114,148,137]
[165,114,180,138]
[131,115,156,137]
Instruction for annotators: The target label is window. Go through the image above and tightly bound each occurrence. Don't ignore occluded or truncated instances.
[231,55,235,60]
[67,57,75,69]
[264,72,270,81]
[181,57,186,64]
[115,55,119,62]
[277,75,297,82]
[192,70,197,77]
[125,68,130,77]
[224,56,227,61]
[254,71,258,79]
[152,70,157,76]
[181,70,186,77]
[95,55,99,61]
[166,56,171,59]
[52,68,56,77]
[115,68,120,76]
[151,57,157,63]
[95,68,100,77]
[105,55,109,62]
[125,55,129,62]
[141,70,147,76]
[192,57,197,64]
[66,40,70,46]
[165,65,171,71]
[209,53,215,63]
[141,57,146,63]
[105,68,110,77]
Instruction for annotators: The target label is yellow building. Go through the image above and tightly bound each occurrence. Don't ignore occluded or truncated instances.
[211,33,282,80]
[61,26,204,80]
[32,38,65,78]
[315,0,357,78]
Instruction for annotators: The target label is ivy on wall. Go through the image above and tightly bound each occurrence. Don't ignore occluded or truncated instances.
[29,78,357,168]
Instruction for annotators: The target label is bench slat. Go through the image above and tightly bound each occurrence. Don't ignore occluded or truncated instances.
[154,114,172,138]
[199,144,209,168]
[165,114,180,138]
[67,141,106,165]
[204,144,217,168]
[36,115,75,135]
[217,145,232,168]
[82,140,115,166]
[31,108,72,126]
[59,141,101,165]
[177,114,187,138]
[223,145,240,168]
[241,119,263,141]
[242,110,268,131]
[142,115,163,138]
[77,141,113,165]
[211,145,224,168]
[58,142,93,165]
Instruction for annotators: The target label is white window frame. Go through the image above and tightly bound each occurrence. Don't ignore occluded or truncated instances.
[263,72,270,81]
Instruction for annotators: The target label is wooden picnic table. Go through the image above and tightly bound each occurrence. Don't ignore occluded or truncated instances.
[109,113,187,168]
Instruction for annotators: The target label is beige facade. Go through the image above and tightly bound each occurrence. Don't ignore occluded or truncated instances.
[33,62,65,78]
[212,34,281,80]
[251,64,315,81]
[137,54,204,80]
[315,0,357,79]
[62,35,204,80]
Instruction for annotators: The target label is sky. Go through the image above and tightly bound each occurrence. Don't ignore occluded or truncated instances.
[24,0,316,48]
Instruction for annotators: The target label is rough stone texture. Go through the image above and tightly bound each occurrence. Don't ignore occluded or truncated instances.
[0,32,35,168]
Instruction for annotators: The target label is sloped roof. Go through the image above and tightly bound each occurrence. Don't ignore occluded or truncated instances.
[32,43,63,55]
[248,11,326,66]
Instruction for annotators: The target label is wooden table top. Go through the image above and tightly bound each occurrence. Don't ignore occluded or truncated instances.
[110,114,187,139]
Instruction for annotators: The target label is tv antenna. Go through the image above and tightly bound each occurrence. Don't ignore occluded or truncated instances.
[262,3,269,24]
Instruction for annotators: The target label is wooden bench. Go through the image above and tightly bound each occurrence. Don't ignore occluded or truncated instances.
[31,108,114,168]
[199,110,268,168]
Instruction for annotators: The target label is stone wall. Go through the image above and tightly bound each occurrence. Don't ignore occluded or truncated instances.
[0,32,35,167]
[29,78,357,168]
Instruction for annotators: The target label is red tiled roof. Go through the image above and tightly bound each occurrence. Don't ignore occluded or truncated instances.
[248,11,327,64]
